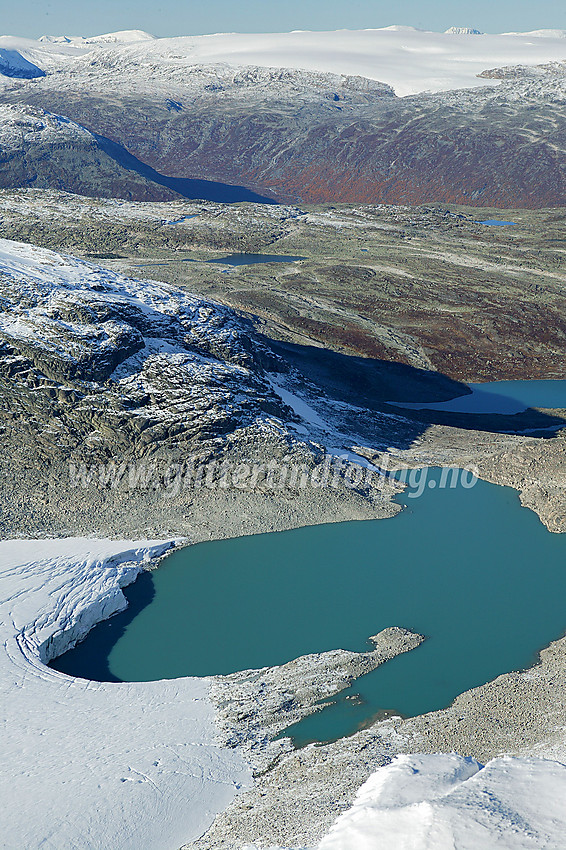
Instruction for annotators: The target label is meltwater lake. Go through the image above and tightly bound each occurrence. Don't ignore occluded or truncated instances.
[391,378,566,416]
[52,380,566,746]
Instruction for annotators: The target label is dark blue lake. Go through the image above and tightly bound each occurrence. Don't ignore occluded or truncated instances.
[205,254,306,266]
[132,253,305,269]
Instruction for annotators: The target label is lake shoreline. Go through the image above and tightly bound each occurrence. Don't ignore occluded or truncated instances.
[42,450,566,848]
[7,349,566,848]
[51,467,566,752]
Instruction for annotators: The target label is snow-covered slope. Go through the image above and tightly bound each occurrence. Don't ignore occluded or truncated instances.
[503,29,566,38]
[0,235,284,412]
[0,102,93,146]
[316,753,566,849]
[0,34,87,76]
[0,235,297,535]
[2,27,566,95]
[73,29,156,45]
[0,537,251,849]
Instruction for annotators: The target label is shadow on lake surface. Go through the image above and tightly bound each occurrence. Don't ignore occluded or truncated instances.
[50,572,155,682]
[267,339,566,449]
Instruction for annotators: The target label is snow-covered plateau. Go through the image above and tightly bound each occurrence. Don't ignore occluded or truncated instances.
[0,26,566,95]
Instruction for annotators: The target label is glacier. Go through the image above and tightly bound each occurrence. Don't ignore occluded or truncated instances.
[0,537,252,850]
[1,27,566,96]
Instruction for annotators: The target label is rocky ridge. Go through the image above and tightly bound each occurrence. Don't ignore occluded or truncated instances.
[0,237,290,454]
[0,103,179,200]
[0,236,403,538]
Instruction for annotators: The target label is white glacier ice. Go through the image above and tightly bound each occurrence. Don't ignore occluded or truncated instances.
[2,28,566,96]
[0,537,251,850]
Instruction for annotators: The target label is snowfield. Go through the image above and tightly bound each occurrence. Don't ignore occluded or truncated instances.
[0,538,252,850]
[0,27,565,95]
[316,753,566,849]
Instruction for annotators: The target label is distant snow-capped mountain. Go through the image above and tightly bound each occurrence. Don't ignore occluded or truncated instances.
[444,27,483,35]
[0,27,565,207]
[39,30,156,45]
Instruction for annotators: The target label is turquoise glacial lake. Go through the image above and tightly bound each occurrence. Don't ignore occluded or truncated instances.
[391,378,566,416]
[478,219,516,226]
[53,462,566,746]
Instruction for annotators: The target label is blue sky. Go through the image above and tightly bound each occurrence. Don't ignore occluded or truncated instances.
[5,0,565,39]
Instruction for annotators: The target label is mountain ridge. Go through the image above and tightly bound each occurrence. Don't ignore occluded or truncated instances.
[1,30,565,207]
